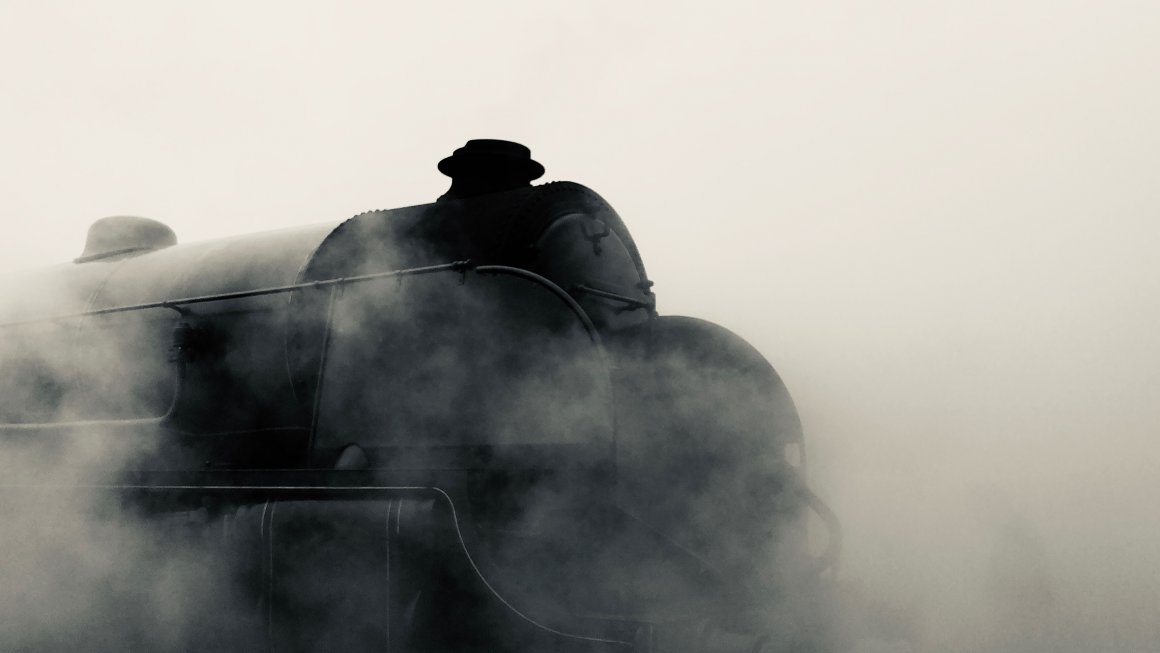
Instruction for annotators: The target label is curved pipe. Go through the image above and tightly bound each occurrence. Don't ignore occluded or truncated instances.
[51,483,636,649]
[431,487,634,649]
[471,264,618,486]
[473,265,601,345]
[796,477,843,576]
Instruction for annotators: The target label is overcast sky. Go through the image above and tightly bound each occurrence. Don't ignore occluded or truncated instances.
[2,2,1158,648]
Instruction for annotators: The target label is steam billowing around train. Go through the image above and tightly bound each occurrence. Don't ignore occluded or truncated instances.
[0,141,839,652]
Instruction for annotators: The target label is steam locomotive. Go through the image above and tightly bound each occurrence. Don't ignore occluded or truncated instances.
[0,141,838,652]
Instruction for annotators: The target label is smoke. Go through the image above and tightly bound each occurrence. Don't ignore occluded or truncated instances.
[0,244,637,652]
[1,210,1155,653]
[781,305,1160,651]
[0,275,249,653]
[0,488,240,651]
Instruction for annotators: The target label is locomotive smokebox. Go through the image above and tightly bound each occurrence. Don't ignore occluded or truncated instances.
[438,139,545,200]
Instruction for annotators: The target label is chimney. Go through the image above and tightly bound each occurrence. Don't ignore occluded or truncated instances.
[437,139,545,201]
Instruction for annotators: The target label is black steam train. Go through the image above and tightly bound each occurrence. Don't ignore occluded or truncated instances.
[0,141,838,652]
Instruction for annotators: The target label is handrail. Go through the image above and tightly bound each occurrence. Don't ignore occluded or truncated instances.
[0,262,610,436]
[795,474,843,576]
[570,284,655,312]
[474,265,601,345]
[0,261,474,328]
[0,262,472,431]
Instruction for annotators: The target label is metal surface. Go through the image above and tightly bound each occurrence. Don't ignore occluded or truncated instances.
[306,285,339,452]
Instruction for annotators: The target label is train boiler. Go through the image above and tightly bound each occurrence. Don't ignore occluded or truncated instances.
[0,140,839,652]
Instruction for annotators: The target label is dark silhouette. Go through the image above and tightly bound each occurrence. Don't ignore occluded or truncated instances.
[438,139,545,200]
[0,141,836,652]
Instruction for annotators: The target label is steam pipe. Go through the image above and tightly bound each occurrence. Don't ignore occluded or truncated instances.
[797,479,842,576]
[472,265,616,497]
[0,263,471,430]
[0,263,598,436]
[570,284,655,312]
[0,261,474,328]
[474,266,601,344]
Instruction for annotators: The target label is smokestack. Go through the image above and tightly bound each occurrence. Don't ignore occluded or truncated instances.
[437,139,545,201]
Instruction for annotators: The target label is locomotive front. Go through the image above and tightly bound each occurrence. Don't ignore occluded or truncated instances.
[0,141,837,652]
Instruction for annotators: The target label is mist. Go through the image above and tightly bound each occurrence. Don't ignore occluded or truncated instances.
[0,305,249,652]
[1,2,1158,651]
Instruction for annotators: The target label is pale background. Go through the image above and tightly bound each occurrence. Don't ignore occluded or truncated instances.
[2,2,1158,649]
